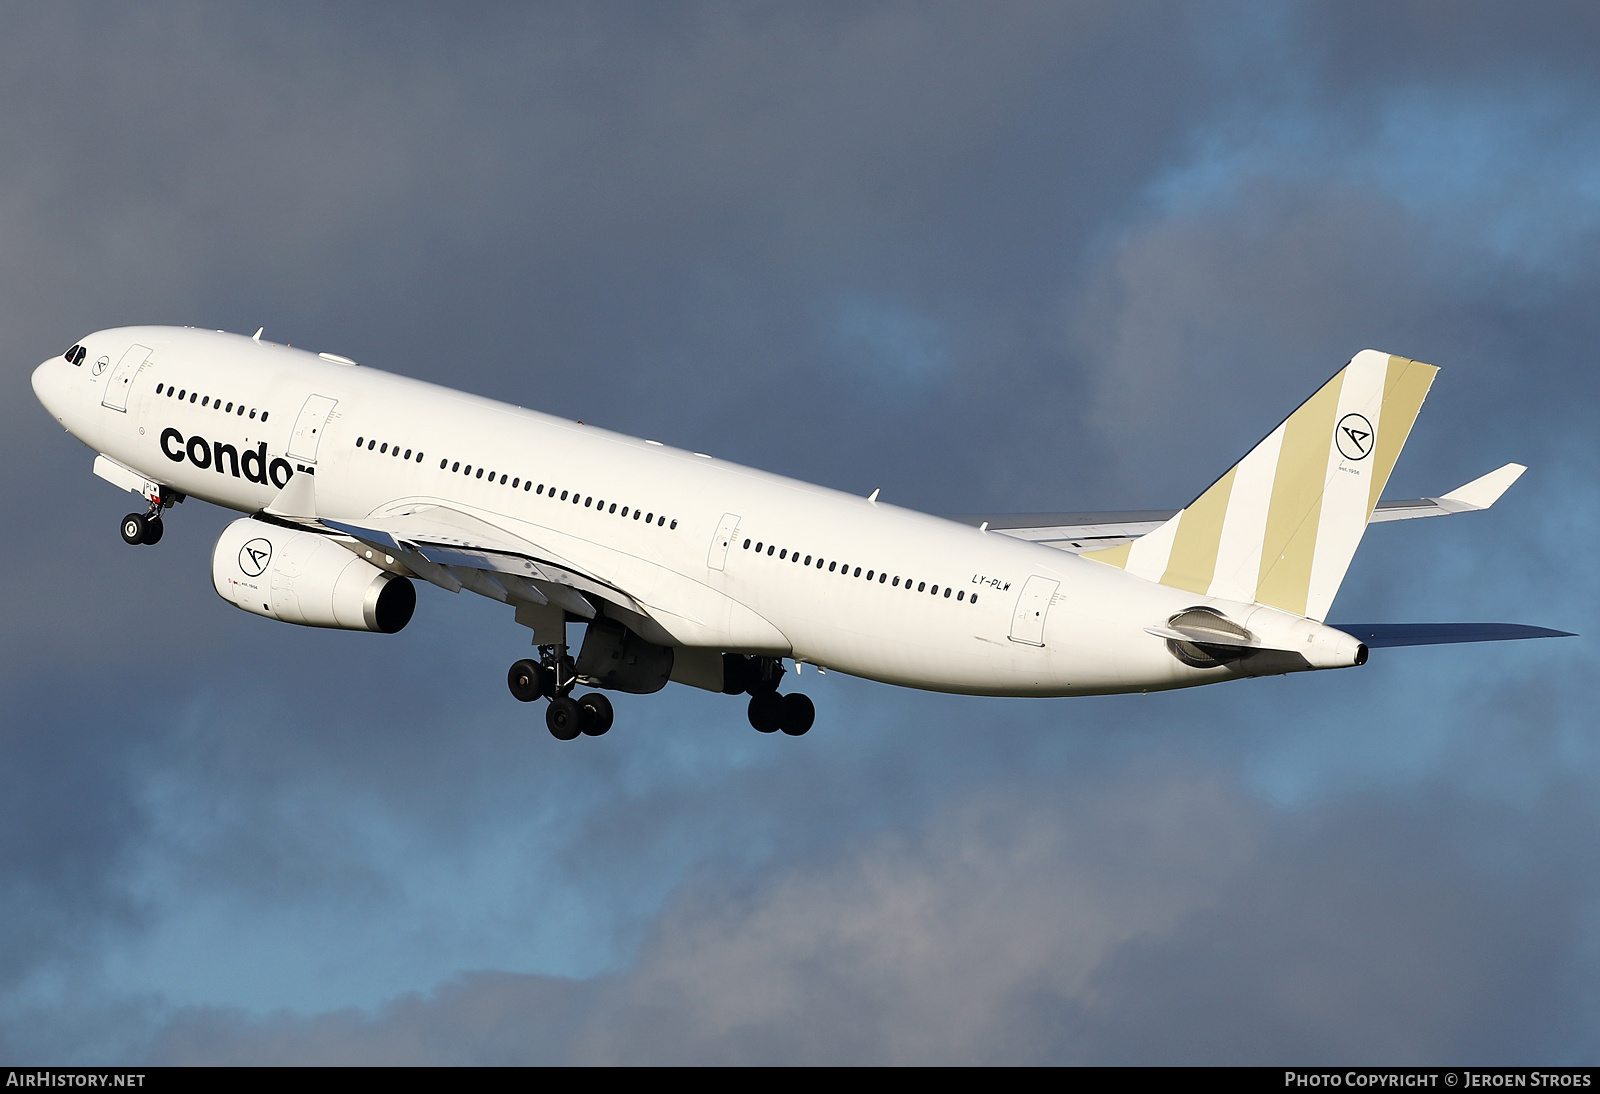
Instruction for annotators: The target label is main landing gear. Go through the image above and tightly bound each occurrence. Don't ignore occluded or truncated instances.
[507,646,613,741]
[121,488,180,546]
[723,654,814,736]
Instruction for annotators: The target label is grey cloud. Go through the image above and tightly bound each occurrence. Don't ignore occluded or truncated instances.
[146,745,1600,1065]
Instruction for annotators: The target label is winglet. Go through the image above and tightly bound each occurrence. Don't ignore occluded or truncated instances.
[1440,462,1526,511]
[264,472,317,518]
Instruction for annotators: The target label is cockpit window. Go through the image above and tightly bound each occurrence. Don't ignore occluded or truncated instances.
[65,345,86,365]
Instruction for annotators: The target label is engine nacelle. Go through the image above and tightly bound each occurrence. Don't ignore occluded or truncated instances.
[212,518,416,633]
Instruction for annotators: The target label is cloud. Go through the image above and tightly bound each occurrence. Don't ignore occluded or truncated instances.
[146,746,1600,1064]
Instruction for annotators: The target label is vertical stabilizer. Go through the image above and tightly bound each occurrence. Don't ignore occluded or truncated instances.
[1086,351,1437,621]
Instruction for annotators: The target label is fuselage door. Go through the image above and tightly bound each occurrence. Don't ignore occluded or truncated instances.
[286,394,338,464]
[100,344,151,411]
[1008,575,1060,646]
[707,512,742,571]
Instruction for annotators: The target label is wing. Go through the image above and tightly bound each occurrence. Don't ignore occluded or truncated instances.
[283,498,788,653]
[954,463,1527,554]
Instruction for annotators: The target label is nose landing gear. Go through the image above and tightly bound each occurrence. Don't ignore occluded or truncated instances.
[120,488,179,546]
[506,646,614,740]
[121,512,162,545]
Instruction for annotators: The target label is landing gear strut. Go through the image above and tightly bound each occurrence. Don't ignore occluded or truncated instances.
[507,644,613,740]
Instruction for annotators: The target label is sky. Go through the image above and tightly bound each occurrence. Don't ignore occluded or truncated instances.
[2,1,1598,1065]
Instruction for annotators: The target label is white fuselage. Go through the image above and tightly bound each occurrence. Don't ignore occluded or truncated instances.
[32,326,1322,697]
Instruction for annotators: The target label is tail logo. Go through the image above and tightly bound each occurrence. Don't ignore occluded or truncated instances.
[1336,413,1374,461]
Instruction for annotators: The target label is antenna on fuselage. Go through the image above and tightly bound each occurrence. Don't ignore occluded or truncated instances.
[252,327,264,342]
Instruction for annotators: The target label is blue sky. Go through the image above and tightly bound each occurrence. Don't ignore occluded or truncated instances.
[2,2,1597,1064]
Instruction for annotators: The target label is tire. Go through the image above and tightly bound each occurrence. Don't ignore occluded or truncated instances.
[721,653,751,695]
[546,696,583,740]
[141,517,164,545]
[779,693,815,736]
[578,692,614,736]
[121,513,147,546]
[748,691,783,733]
[507,659,543,702]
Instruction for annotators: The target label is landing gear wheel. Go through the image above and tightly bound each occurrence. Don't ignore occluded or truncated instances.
[748,691,783,733]
[121,513,147,546]
[508,659,544,702]
[578,692,614,736]
[140,516,164,545]
[546,696,583,740]
[779,693,815,736]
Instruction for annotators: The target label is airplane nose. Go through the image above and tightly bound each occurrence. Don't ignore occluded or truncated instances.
[32,357,67,422]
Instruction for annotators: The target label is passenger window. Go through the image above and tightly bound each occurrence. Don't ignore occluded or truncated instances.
[380,443,387,453]
[971,595,979,605]
[249,410,256,418]
[356,437,364,447]
[226,403,233,412]
[828,561,836,572]
[261,412,268,421]
[237,406,245,415]
[744,539,752,549]
[956,590,963,600]
[609,503,617,514]
[779,549,787,560]
[512,478,519,488]
[767,545,775,556]
[646,512,653,523]
[406,450,413,460]
[500,474,507,484]
[854,568,861,577]
[476,468,484,479]
[670,520,677,529]
[178,390,186,399]
[892,577,899,586]
[190,393,198,403]
[918,582,926,592]
[943,588,951,598]
[633,510,641,520]
[561,490,569,500]
[879,573,887,583]
[156,383,164,394]
[202,397,209,407]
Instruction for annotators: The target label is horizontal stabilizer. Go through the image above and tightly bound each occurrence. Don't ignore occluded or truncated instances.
[1331,622,1574,648]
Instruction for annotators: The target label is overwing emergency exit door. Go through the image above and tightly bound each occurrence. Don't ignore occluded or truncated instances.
[286,394,338,465]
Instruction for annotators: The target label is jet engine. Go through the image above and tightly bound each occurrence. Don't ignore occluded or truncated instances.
[212,518,415,633]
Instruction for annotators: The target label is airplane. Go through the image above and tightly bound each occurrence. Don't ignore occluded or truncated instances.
[31,327,1571,740]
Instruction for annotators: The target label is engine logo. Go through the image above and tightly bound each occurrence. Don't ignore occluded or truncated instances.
[1336,413,1374,461]
[239,538,273,577]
